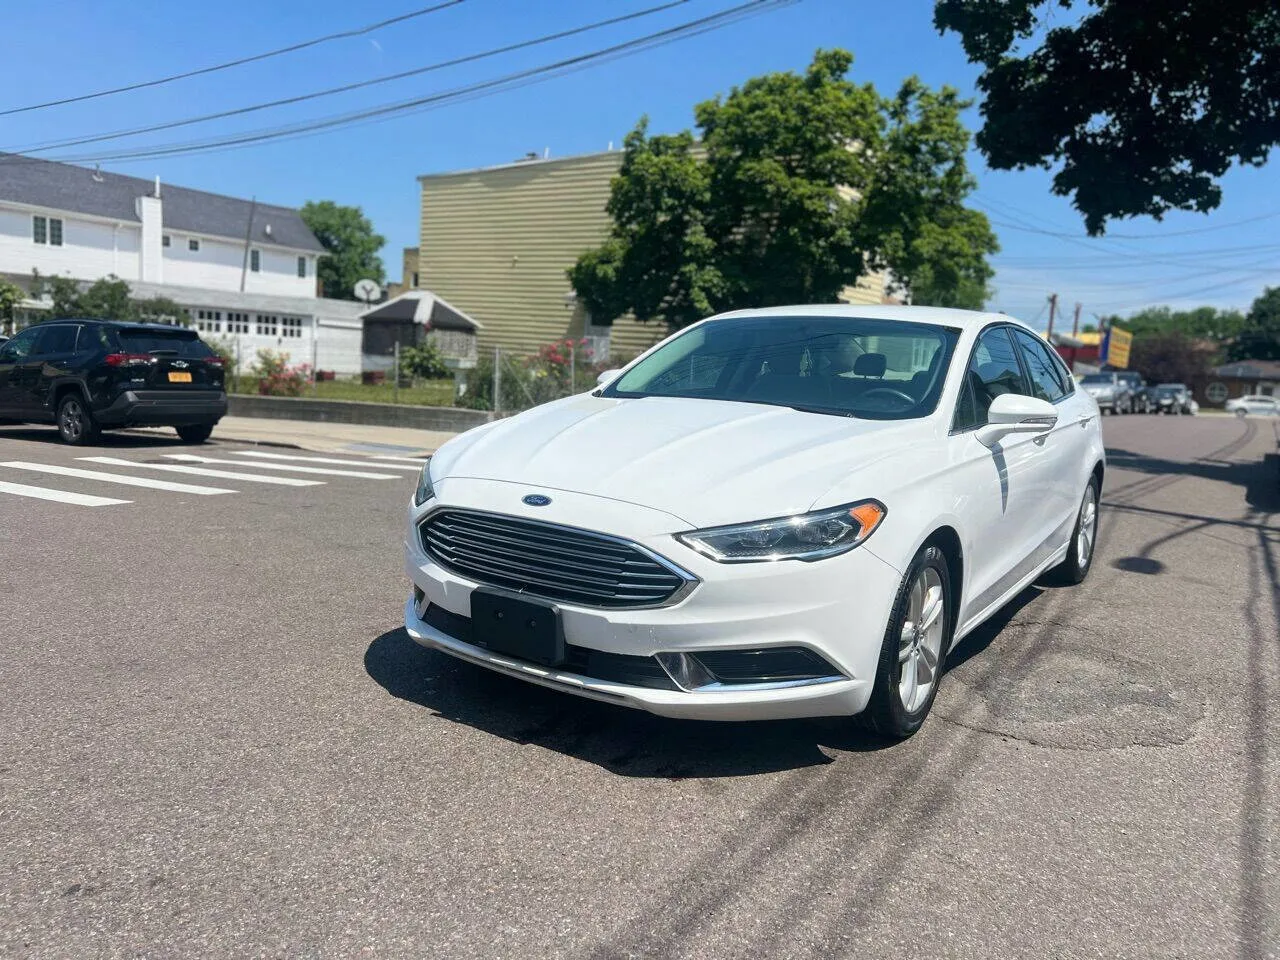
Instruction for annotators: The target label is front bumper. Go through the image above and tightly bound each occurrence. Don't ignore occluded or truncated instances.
[94,389,227,427]
[402,486,901,721]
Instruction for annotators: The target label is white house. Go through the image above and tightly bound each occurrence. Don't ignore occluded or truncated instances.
[0,152,364,374]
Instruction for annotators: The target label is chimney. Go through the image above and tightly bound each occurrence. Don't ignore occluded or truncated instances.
[153,175,161,198]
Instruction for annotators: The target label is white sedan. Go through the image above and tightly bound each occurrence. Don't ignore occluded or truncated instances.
[403,306,1105,738]
[1226,394,1280,417]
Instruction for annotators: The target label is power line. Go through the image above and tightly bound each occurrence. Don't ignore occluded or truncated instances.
[11,0,695,156]
[976,194,1280,242]
[7,0,792,168]
[0,0,467,117]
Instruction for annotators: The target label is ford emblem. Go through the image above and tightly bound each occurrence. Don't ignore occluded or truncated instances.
[522,494,551,507]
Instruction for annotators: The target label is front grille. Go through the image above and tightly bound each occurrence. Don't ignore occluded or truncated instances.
[420,509,693,609]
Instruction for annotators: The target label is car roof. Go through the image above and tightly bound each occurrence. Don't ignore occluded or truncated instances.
[706,304,1028,334]
[42,318,194,333]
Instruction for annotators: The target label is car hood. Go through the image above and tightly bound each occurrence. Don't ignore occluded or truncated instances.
[431,394,926,527]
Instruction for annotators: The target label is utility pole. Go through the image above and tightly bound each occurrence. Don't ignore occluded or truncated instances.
[1072,302,1082,338]
[1046,293,1059,339]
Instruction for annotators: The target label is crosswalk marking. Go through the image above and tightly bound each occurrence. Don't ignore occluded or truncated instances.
[368,455,430,464]
[0,480,131,507]
[232,451,421,472]
[163,454,399,480]
[0,461,234,495]
[81,457,324,487]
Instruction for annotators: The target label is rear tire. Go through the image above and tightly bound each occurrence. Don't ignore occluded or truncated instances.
[176,424,214,444]
[57,394,99,445]
[1235,408,1247,418]
[862,544,952,740]
[1048,477,1100,586]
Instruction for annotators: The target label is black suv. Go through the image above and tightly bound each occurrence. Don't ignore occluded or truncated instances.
[0,319,227,444]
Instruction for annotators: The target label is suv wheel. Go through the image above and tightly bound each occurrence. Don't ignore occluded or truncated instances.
[176,424,214,444]
[57,394,99,445]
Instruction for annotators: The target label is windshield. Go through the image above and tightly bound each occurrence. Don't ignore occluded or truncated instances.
[602,316,960,420]
[1080,374,1114,385]
[1156,384,1185,392]
[115,328,216,358]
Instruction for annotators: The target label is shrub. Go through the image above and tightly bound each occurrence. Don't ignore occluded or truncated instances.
[401,339,451,380]
[252,348,310,397]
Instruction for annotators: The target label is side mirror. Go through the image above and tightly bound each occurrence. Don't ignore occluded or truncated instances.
[976,393,1058,448]
[595,368,621,388]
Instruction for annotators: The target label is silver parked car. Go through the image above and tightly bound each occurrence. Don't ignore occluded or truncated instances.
[1225,394,1280,417]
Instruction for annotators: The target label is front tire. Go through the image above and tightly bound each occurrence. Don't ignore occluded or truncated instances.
[863,544,952,740]
[57,394,99,445]
[1234,408,1247,418]
[176,423,214,444]
[1048,478,1100,586]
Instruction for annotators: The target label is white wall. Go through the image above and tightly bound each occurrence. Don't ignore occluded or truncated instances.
[316,320,362,376]
[162,234,316,297]
[0,203,141,281]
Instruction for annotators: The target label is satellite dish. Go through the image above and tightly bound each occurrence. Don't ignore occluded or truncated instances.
[353,278,382,304]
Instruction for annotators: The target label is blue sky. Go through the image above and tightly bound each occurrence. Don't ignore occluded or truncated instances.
[3,0,1277,325]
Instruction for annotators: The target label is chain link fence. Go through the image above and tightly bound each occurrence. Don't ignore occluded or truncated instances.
[458,340,619,415]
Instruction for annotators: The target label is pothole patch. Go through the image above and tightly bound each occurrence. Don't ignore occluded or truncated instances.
[936,622,1205,750]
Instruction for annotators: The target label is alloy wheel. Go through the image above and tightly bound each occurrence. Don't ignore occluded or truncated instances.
[897,566,945,712]
[60,399,84,442]
[1077,484,1098,567]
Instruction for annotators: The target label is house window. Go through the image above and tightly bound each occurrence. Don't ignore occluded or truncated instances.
[195,309,222,334]
[188,238,200,252]
[281,316,303,338]
[255,313,278,337]
[162,234,171,247]
[411,272,419,288]
[297,256,307,278]
[49,218,63,246]
[32,216,47,244]
[226,312,249,334]
[250,249,261,272]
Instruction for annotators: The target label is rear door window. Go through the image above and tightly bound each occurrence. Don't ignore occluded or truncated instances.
[34,324,79,355]
[115,329,216,358]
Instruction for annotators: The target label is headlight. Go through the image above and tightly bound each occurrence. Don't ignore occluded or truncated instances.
[677,500,886,563]
[414,459,435,506]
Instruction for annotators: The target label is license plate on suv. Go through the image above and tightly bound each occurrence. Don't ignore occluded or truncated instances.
[470,589,564,666]
[167,371,193,383]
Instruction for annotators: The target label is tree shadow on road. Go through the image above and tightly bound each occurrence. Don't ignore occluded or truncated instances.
[364,628,898,779]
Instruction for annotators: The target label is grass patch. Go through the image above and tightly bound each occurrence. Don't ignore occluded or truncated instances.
[229,376,456,407]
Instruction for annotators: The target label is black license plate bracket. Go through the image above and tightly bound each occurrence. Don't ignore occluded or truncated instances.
[470,589,565,666]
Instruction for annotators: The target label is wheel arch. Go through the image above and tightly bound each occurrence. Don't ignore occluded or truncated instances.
[51,379,90,410]
[921,525,964,638]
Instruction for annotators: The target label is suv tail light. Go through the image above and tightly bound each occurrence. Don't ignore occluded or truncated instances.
[103,353,157,367]
[203,355,225,366]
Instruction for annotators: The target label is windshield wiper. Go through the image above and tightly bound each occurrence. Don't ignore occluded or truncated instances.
[786,403,856,418]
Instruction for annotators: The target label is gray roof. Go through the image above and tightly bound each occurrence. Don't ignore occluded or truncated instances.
[360,290,481,332]
[0,153,324,253]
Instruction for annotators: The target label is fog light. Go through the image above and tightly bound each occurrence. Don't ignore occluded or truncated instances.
[655,652,717,691]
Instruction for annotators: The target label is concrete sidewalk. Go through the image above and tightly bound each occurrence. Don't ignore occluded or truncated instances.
[130,415,459,456]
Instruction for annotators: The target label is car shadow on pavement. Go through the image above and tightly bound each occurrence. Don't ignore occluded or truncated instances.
[364,628,897,778]
[0,426,196,448]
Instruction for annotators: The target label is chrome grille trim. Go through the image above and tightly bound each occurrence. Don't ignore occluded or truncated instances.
[419,508,699,609]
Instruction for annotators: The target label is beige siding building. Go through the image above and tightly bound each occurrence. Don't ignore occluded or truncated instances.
[417,150,894,362]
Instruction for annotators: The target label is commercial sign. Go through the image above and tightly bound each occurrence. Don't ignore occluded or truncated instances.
[1101,326,1133,369]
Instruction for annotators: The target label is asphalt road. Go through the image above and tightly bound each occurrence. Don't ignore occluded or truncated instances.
[0,415,1277,960]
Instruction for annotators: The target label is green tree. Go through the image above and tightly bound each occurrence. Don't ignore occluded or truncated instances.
[1130,331,1215,384]
[300,201,386,300]
[1099,306,1245,348]
[1232,286,1280,360]
[30,273,190,324]
[934,1,1280,235]
[0,279,23,329]
[570,50,996,329]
